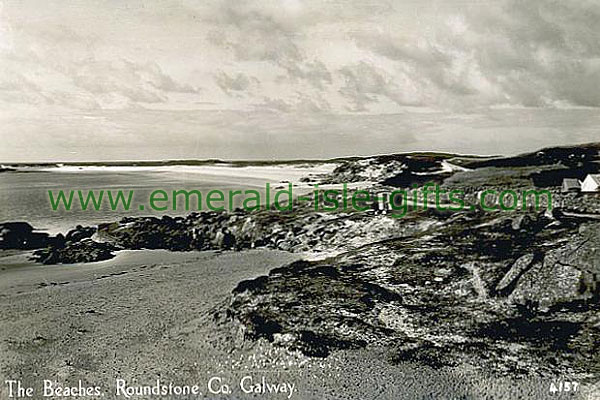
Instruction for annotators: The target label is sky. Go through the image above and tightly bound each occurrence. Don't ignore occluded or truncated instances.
[0,0,599,162]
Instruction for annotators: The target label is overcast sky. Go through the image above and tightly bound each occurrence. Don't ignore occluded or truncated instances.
[1,0,599,162]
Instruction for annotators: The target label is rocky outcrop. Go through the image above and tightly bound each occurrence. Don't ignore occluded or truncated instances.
[223,211,600,377]
[0,222,61,249]
[26,225,113,264]
[508,224,600,308]
[0,222,111,264]
[320,154,450,185]
[98,215,197,251]
[11,204,434,265]
[32,239,116,264]
[65,225,96,243]
[93,209,436,255]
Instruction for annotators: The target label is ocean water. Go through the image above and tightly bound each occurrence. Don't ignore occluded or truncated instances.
[0,165,325,234]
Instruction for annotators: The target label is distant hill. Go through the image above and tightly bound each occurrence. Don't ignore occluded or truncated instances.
[451,142,600,169]
[320,142,600,188]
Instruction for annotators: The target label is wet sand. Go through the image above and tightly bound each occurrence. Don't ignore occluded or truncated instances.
[0,250,590,399]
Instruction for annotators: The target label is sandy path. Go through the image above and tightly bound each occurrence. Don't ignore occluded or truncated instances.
[0,250,305,399]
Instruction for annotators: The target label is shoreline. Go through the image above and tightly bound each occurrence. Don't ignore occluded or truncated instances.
[0,162,337,236]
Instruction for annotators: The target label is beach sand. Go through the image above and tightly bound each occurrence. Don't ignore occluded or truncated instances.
[0,250,583,399]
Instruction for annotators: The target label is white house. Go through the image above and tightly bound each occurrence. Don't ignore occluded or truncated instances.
[581,174,600,193]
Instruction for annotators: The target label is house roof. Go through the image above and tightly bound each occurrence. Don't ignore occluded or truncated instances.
[585,174,600,185]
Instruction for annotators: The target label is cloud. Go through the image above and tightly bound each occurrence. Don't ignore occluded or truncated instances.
[4,0,600,113]
[211,1,333,91]
[338,62,423,111]
[260,97,292,112]
[257,93,330,113]
[0,16,201,110]
[343,0,600,109]
[279,60,332,89]
[205,0,600,111]
[483,0,600,107]
[0,54,201,109]
[215,71,257,95]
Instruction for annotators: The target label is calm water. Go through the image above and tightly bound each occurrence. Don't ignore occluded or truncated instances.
[0,165,323,234]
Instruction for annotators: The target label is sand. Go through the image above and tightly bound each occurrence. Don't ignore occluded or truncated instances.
[0,250,592,399]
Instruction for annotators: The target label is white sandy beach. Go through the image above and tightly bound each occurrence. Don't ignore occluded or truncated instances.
[0,163,336,236]
[34,163,336,182]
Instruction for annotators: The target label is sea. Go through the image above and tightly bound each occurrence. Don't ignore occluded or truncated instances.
[0,164,329,234]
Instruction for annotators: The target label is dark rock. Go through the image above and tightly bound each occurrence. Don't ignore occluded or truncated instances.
[244,312,283,341]
[0,222,56,249]
[65,225,96,243]
[291,331,366,358]
[32,239,116,264]
[233,275,269,294]
[98,217,193,250]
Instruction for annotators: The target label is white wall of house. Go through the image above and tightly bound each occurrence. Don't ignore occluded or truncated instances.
[561,179,581,193]
[581,175,600,192]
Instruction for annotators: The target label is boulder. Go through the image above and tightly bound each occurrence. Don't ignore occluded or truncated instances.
[65,225,96,243]
[32,239,116,264]
[0,222,54,249]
